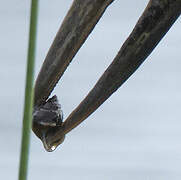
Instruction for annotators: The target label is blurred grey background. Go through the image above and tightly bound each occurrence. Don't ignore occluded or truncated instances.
[0,0,181,179]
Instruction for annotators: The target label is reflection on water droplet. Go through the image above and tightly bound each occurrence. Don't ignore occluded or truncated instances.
[51,145,56,151]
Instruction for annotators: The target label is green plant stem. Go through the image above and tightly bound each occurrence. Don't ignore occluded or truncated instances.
[18,0,39,180]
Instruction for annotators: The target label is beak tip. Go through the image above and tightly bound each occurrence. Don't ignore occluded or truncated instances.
[41,134,56,152]
[41,127,65,152]
[42,140,57,152]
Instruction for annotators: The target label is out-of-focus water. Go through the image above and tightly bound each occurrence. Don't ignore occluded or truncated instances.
[1,1,181,179]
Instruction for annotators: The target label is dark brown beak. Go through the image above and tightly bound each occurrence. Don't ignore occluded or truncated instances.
[33,0,114,151]
[62,0,181,133]
[34,0,114,106]
[34,0,181,151]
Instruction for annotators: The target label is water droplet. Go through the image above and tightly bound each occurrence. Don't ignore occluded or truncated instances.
[50,145,56,151]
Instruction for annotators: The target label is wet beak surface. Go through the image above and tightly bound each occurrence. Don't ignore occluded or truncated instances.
[34,0,181,150]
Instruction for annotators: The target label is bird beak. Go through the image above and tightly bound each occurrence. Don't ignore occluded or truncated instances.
[34,0,181,151]
[33,0,114,151]
[41,128,65,152]
[34,0,114,106]
[41,132,54,152]
[61,0,181,133]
